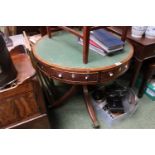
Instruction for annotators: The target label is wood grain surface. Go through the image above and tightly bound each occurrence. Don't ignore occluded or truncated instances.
[0,80,40,128]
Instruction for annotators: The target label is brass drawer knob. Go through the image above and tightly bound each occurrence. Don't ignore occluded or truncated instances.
[85,76,89,80]
[58,73,63,78]
[71,74,75,78]
[109,72,114,77]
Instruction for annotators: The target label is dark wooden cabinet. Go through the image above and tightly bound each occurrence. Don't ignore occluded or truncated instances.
[0,78,50,128]
[0,45,51,129]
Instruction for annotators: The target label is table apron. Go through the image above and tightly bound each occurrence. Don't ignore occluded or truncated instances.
[36,61,130,85]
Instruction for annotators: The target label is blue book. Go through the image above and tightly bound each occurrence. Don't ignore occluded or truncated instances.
[92,29,124,50]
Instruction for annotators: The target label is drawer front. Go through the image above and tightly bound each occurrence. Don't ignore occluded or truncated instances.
[50,69,98,83]
[37,62,99,84]
[100,63,129,82]
[37,61,130,84]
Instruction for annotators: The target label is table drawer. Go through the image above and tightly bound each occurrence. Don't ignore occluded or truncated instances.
[37,61,129,84]
[37,63,99,84]
[50,69,99,83]
[100,63,129,82]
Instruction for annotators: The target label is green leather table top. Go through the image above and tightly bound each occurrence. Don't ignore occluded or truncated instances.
[34,32,133,70]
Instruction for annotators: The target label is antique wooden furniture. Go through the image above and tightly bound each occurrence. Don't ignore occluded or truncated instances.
[32,31,134,128]
[46,26,129,64]
[138,59,155,98]
[0,46,50,129]
[106,27,155,90]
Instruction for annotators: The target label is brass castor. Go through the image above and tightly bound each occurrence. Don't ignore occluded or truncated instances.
[92,121,100,129]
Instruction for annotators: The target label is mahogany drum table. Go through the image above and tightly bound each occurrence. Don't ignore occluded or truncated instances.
[33,32,134,128]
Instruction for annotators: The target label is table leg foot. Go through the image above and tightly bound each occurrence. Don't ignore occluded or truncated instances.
[92,121,100,129]
[83,85,100,128]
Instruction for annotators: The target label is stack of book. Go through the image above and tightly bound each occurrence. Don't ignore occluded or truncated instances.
[136,77,155,101]
[143,79,155,101]
[78,29,125,56]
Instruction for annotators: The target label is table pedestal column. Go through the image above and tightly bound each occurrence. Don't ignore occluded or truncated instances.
[50,84,99,128]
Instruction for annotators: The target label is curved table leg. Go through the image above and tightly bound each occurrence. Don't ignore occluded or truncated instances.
[52,85,78,108]
[83,85,99,128]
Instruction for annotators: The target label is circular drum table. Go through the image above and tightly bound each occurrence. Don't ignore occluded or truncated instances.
[33,32,134,128]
